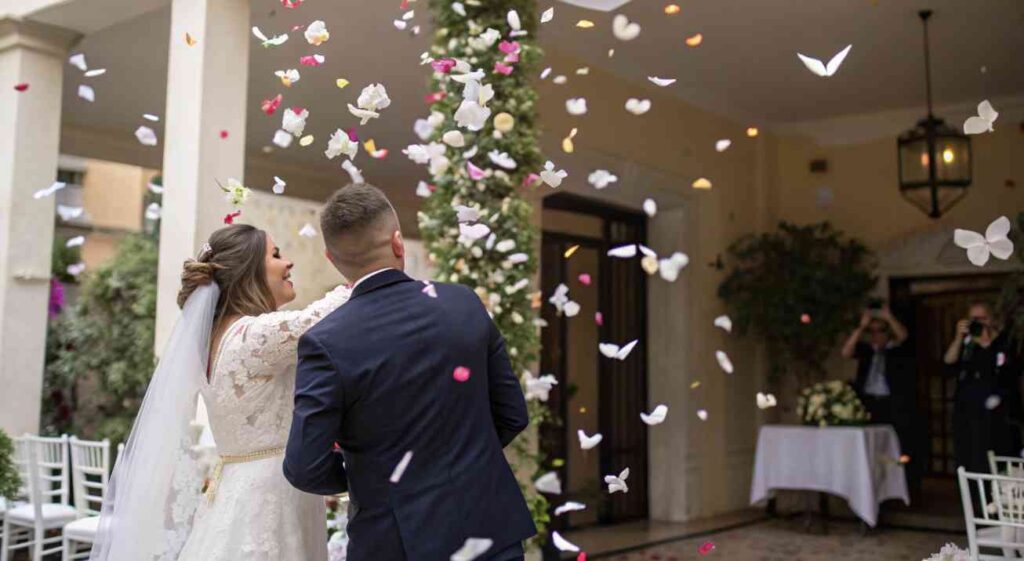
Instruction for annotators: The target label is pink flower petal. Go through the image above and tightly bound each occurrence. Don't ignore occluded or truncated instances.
[345,128,359,142]
[14,83,29,92]
[281,0,302,7]
[595,312,604,326]
[467,161,486,180]
[800,313,812,324]
[219,130,229,139]
[698,541,716,556]
[578,273,592,286]
[494,62,514,76]
[453,366,471,383]
[431,59,457,74]
[262,94,283,115]
[522,173,542,188]
[498,41,521,55]
[425,91,446,104]
[504,52,520,64]
[224,210,242,224]
[299,55,323,66]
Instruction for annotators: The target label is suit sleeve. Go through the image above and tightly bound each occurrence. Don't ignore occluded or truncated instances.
[283,332,348,495]
[486,314,530,447]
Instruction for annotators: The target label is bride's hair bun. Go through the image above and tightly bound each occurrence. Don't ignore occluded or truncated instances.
[177,258,221,308]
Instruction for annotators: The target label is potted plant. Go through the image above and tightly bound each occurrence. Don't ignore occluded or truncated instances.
[718,222,877,388]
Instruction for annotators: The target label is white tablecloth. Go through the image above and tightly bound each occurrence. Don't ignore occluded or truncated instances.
[750,425,909,527]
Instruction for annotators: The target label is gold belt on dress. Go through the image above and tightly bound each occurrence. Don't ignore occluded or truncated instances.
[205,447,285,503]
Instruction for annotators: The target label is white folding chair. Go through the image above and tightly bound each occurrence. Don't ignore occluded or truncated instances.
[960,467,1024,560]
[1,435,76,561]
[990,451,1024,478]
[62,438,111,561]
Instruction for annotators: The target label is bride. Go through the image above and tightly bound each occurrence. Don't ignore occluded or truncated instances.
[89,224,351,561]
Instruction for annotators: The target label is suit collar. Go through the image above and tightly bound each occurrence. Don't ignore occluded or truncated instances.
[350,268,413,299]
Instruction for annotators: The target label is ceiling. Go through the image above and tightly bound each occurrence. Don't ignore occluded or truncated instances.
[51,0,1024,178]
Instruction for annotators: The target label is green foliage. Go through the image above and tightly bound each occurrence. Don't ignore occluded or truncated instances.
[0,429,20,500]
[718,222,877,385]
[45,235,158,444]
[998,212,1024,353]
[423,0,550,538]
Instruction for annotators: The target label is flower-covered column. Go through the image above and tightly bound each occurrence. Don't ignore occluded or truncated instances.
[414,0,549,536]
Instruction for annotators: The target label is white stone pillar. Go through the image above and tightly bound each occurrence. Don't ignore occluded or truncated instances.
[0,18,78,436]
[155,0,250,352]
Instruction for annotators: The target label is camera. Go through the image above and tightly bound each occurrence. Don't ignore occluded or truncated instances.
[969,320,984,337]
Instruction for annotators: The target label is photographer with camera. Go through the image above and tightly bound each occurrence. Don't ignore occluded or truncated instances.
[943,301,1020,474]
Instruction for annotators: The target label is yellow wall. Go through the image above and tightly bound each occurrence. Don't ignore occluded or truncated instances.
[771,125,1024,250]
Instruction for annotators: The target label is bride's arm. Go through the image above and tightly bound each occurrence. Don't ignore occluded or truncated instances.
[240,284,352,366]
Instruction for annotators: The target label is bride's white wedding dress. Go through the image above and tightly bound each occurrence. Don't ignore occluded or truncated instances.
[175,285,351,561]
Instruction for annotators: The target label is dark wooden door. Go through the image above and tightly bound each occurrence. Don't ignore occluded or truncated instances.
[540,194,649,532]
[890,274,1006,476]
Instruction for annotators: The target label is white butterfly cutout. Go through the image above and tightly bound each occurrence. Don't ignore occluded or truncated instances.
[589,169,619,189]
[643,198,658,218]
[389,451,413,483]
[605,467,630,494]
[450,538,493,561]
[714,315,733,333]
[577,429,603,450]
[612,14,641,41]
[272,176,286,195]
[640,404,668,426]
[541,7,555,23]
[696,409,708,421]
[549,283,581,317]
[715,350,734,374]
[599,339,639,361]
[57,205,83,221]
[534,471,562,495]
[298,223,317,238]
[558,0,633,11]
[625,98,652,116]
[648,77,676,87]
[963,100,998,135]
[66,236,85,248]
[459,223,491,242]
[566,97,588,116]
[553,501,586,516]
[552,531,580,553]
[659,252,689,282]
[715,139,732,153]
[34,181,67,200]
[251,26,289,47]
[954,216,1014,267]
[607,244,656,259]
[797,44,852,77]
[756,392,777,410]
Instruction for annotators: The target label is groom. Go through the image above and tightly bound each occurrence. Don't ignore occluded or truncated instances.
[284,183,537,561]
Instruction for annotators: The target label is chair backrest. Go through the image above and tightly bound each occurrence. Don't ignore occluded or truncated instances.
[69,436,111,517]
[959,467,1024,560]
[23,435,70,507]
[988,450,1024,477]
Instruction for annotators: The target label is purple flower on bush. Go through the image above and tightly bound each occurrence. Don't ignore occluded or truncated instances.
[49,278,65,318]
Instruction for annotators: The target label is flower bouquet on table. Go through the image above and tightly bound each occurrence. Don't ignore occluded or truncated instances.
[796,380,871,427]
[326,494,349,561]
[922,543,968,561]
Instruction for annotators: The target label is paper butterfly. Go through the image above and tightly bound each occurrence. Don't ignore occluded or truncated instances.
[605,467,630,494]
[954,216,1014,267]
[599,339,639,360]
[577,430,603,450]
[963,100,998,135]
[797,44,852,77]
[640,405,668,426]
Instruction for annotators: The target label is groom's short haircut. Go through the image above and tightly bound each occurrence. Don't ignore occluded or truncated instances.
[320,183,400,269]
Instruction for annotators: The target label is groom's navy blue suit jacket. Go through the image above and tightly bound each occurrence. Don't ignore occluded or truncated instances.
[284,269,536,561]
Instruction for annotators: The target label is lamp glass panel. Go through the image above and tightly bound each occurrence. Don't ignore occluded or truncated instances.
[899,137,931,184]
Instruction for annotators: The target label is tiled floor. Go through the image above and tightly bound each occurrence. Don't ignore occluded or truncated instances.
[566,516,962,561]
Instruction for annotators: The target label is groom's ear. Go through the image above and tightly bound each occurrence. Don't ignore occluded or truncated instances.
[391,230,405,259]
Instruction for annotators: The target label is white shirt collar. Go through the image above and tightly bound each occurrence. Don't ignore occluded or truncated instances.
[351,267,395,291]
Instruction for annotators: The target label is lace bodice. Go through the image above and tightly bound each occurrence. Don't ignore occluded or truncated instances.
[201,285,351,456]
